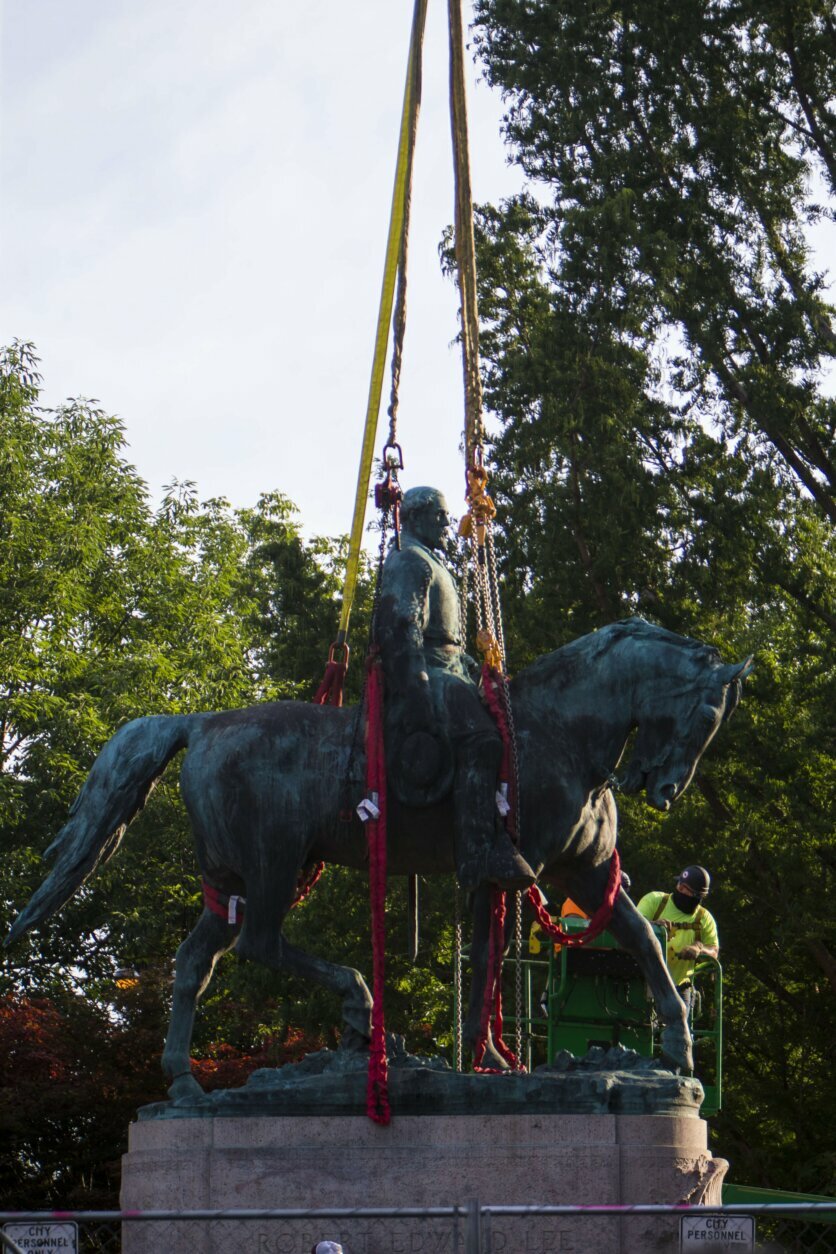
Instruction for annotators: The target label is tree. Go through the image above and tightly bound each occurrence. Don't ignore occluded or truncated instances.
[473,0,836,522]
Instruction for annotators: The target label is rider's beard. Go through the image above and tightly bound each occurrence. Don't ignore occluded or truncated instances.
[672,889,701,914]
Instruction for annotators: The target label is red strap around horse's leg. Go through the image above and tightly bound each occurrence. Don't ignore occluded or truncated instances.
[473,888,504,1070]
[364,660,390,1124]
[472,888,524,1073]
[291,861,325,908]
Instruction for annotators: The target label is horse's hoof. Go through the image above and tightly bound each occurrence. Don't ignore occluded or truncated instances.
[660,1030,693,1074]
[167,1072,206,1103]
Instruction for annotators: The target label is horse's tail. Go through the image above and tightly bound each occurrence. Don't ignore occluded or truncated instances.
[6,714,195,946]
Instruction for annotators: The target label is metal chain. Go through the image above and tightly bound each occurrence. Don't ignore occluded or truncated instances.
[454,884,463,1072]
[470,538,486,637]
[471,548,495,652]
[514,888,523,1069]
[370,510,391,644]
[498,673,522,844]
[458,535,469,649]
[486,525,506,665]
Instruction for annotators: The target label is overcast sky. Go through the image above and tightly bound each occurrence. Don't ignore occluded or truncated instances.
[0,1,525,540]
[3,4,833,546]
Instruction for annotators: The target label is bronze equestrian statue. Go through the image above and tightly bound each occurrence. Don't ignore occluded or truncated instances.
[7,495,752,1100]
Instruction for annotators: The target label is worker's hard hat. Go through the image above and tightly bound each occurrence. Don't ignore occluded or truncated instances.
[676,865,710,897]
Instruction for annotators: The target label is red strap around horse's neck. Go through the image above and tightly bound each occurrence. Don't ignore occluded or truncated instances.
[364,658,390,1125]
[527,849,622,947]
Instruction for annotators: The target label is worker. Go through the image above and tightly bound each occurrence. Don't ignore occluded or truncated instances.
[637,866,719,1010]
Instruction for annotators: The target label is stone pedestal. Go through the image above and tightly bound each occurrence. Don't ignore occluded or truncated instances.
[121,1111,727,1254]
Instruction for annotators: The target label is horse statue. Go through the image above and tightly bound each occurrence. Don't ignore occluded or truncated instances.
[7,618,751,1101]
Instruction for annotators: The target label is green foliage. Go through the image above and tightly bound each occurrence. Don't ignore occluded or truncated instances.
[473,0,836,523]
[0,343,384,1205]
[0,987,323,1207]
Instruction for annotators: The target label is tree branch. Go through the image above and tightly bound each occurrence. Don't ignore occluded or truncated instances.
[806,938,836,998]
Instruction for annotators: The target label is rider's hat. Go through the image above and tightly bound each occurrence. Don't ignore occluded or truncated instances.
[676,865,710,897]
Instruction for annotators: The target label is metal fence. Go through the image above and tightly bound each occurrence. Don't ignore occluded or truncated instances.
[2,1202,835,1253]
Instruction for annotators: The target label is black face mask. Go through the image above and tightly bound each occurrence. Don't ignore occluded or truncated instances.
[672,888,701,914]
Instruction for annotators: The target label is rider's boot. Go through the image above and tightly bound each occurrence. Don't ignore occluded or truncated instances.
[484,829,536,891]
[456,825,536,892]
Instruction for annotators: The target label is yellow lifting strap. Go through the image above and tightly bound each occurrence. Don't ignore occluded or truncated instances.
[448,0,485,472]
[448,0,504,672]
[336,0,428,645]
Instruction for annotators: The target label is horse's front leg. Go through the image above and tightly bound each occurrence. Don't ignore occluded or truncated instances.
[564,859,693,1073]
[606,888,693,1072]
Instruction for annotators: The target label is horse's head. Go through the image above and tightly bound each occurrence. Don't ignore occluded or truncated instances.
[618,631,753,811]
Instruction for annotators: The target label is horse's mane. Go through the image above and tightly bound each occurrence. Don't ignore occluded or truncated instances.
[513,617,722,695]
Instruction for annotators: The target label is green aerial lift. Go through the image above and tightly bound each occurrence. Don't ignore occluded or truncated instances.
[509,916,723,1115]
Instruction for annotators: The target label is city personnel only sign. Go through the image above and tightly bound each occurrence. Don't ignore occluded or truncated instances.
[680,1214,755,1249]
[2,1223,78,1252]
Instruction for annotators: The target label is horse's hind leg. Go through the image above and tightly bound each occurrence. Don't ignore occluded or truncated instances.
[234,838,375,1047]
[275,936,374,1049]
[162,908,237,1102]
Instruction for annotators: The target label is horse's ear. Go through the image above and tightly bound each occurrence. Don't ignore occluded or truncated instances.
[721,657,754,684]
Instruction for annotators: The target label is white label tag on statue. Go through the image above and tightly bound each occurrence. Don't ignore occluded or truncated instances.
[495,786,511,817]
[227,895,244,925]
[357,794,381,822]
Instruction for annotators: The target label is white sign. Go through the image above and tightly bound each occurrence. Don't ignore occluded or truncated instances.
[681,1214,755,1249]
[3,1223,78,1252]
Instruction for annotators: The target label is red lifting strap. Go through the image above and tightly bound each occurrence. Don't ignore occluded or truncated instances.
[481,664,515,836]
[527,849,622,947]
[313,659,347,707]
[473,887,523,1073]
[364,658,391,1125]
[202,862,325,927]
[202,882,245,925]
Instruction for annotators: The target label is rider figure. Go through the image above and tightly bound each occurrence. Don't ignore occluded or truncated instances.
[375,485,535,891]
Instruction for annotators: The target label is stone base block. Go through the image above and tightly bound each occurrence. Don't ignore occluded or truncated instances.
[121,1113,726,1253]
